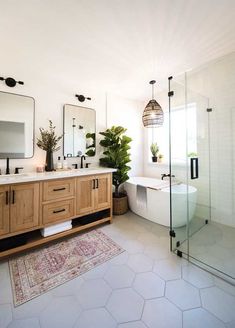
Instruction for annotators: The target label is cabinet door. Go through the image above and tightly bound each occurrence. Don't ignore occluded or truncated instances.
[76,176,95,215]
[10,183,40,233]
[0,186,10,236]
[95,174,111,210]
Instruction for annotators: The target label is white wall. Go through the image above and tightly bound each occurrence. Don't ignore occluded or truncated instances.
[107,94,144,177]
[0,77,144,177]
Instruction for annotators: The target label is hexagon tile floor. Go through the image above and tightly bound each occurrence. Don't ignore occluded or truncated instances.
[1,211,235,328]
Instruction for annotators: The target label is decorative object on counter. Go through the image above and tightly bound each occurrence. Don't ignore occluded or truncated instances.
[75,94,91,102]
[100,126,132,215]
[150,142,159,162]
[56,156,62,169]
[9,230,124,306]
[36,165,44,173]
[158,153,164,163]
[0,76,24,87]
[62,156,68,169]
[37,120,63,172]
[142,80,164,127]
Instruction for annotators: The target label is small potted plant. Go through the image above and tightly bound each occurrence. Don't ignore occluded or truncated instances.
[99,126,132,215]
[150,142,159,162]
[158,153,164,163]
[37,120,63,171]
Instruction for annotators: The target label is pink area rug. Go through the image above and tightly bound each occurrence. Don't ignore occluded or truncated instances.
[9,229,124,306]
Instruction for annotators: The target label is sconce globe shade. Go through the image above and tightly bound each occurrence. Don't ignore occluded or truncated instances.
[142,99,164,128]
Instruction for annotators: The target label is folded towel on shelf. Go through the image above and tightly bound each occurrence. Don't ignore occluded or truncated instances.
[136,184,147,208]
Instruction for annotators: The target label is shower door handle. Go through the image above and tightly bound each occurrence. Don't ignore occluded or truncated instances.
[190,158,199,179]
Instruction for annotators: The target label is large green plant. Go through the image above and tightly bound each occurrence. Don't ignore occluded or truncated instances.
[99,126,132,197]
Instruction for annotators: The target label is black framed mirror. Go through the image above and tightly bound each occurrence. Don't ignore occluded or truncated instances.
[63,104,96,157]
[0,91,35,159]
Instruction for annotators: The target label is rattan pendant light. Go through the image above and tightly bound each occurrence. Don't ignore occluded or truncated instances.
[142,80,164,127]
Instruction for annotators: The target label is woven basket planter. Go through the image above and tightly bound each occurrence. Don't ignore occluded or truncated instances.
[113,194,128,215]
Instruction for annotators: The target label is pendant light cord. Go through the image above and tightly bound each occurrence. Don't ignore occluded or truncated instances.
[149,80,156,100]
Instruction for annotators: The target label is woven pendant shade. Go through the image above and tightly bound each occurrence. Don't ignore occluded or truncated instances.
[142,80,164,128]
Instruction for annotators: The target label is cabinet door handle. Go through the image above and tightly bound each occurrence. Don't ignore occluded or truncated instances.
[96,179,99,189]
[92,179,96,189]
[12,190,15,204]
[53,187,66,191]
[53,208,66,214]
[5,191,9,205]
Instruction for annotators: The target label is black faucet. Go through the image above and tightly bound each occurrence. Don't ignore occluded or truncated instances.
[6,158,10,175]
[161,173,175,180]
[15,167,24,174]
[80,155,86,169]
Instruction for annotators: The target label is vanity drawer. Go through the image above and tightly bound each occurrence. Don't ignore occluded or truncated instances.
[42,179,75,201]
[42,199,75,224]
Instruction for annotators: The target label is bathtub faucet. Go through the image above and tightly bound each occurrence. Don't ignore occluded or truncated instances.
[161,173,175,180]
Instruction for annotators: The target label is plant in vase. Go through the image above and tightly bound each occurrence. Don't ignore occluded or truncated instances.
[37,120,63,171]
[99,126,132,215]
[150,142,159,162]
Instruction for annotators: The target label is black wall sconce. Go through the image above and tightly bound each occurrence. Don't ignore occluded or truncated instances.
[75,94,91,102]
[0,76,24,87]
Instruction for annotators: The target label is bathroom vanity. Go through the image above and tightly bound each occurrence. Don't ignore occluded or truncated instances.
[0,168,114,259]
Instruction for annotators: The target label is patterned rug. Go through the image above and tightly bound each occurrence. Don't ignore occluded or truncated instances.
[9,229,124,306]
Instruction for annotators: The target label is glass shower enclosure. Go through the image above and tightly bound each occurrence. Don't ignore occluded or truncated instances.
[169,53,235,284]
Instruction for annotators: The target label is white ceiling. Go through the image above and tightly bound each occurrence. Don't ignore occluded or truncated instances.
[0,0,235,100]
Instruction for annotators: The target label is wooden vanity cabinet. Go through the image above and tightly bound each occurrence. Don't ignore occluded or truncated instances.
[10,183,40,233]
[76,176,95,215]
[42,178,76,225]
[76,174,111,216]
[0,183,40,237]
[0,172,113,259]
[0,186,10,236]
[95,174,112,210]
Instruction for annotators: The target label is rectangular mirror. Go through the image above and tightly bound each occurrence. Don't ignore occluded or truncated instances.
[0,91,35,158]
[63,104,96,157]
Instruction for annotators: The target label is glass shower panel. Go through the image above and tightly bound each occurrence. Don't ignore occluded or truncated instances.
[186,56,235,281]
[179,83,211,258]
[169,75,210,259]
[169,77,188,254]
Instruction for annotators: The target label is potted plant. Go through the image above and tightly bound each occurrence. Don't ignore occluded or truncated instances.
[37,120,63,171]
[150,142,159,162]
[158,153,164,163]
[99,126,132,215]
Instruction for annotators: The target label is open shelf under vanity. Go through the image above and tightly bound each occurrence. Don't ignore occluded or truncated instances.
[0,208,111,259]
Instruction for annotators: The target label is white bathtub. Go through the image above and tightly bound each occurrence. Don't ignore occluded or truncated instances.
[125,177,197,228]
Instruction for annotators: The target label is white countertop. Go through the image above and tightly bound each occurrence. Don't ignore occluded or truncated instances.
[0,167,116,185]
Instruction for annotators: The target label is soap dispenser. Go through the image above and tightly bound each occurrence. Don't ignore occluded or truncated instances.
[63,156,68,169]
[56,156,62,170]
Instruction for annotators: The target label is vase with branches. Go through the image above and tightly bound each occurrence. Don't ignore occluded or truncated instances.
[37,120,63,171]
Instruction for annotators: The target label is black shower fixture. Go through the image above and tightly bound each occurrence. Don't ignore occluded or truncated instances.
[0,76,24,87]
[75,94,91,102]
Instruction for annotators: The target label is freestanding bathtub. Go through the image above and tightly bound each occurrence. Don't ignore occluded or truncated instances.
[125,177,197,228]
